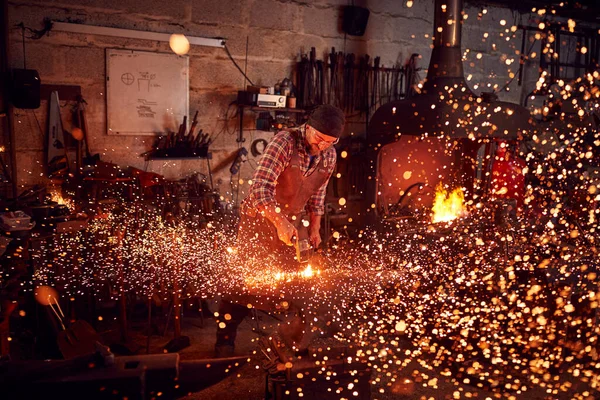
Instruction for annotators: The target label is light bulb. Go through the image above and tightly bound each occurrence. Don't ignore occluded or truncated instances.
[169,34,190,55]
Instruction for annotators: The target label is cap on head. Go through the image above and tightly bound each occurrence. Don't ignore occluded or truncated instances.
[307,105,345,138]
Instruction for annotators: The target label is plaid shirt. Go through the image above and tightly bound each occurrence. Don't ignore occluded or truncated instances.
[244,127,336,216]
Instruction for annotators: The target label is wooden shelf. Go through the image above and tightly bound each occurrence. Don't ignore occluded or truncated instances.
[248,106,305,113]
[145,153,212,161]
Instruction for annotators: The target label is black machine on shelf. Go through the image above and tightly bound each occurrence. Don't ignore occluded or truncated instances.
[237,103,307,144]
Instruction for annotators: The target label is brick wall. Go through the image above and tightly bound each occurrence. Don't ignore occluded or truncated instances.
[7,0,542,204]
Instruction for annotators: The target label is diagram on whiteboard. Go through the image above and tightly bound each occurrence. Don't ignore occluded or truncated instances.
[121,72,135,85]
[137,99,157,119]
[107,49,189,136]
[137,71,158,92]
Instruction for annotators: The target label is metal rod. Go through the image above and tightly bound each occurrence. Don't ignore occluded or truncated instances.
[243,36,249,88]
[48,301,66,331]
[206,157,214,190]
[518,28,527,86]
[146,297,152,354]
[53,296,66,319]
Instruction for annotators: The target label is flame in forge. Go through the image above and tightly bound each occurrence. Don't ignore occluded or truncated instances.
[51,190,75,211]
[431,183,465,223]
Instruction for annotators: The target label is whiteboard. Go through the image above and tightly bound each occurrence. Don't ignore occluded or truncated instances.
[106,49,189,135]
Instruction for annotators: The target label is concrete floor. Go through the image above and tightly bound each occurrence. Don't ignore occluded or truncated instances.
[119,299,597,400]
[125,299,281,399]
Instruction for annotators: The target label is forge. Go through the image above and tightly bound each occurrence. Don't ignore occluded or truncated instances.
[367,0,538,229]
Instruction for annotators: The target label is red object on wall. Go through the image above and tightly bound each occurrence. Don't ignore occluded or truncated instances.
[490,141,526,208]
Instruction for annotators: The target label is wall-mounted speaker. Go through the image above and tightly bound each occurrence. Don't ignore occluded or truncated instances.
[10,69,41,109]
[342,6,370,36]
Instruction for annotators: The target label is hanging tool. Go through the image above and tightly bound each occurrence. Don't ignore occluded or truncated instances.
[344,53,355,111]
[76,96,101,166]
[328,47,335,105]
[337,50,344,107]
[355,55,370,114]
[405,54,419,98]
[193,129,204,147]
[195,132,210,149]
[186,110,200,143]
[47,91,69,177]
[317,58,324,105]
[71,102,84,175]
[309,47,317,106]
[371,56,380,113]
[176,115,187,145]
[298,54,307,108]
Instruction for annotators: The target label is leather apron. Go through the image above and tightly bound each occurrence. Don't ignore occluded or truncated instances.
[238,130,331,271]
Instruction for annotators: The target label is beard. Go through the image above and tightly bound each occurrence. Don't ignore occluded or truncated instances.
[307,144,320,156]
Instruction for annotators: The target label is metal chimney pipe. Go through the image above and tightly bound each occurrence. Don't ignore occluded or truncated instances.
[425,0,466,90]
[433,0,462,48]
[369,0,536,142]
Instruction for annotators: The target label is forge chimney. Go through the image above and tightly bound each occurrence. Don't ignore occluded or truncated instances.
[425,0,468,92]
[368,0,535,142]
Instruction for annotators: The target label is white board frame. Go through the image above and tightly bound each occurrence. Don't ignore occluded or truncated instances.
[106,49,189,136]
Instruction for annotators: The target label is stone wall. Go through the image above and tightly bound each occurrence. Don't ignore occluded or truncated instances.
[7,0,543,205]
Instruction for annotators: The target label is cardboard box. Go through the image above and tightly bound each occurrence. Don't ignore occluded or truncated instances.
[247,85,269,94]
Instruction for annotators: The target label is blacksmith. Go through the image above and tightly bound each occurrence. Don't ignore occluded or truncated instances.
[215,104,345,356]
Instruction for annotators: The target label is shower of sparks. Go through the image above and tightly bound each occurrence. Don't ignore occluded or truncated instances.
[25,165,599,398]
[20,85,600,399]
[245,264,321,287]
[3,3,599,399]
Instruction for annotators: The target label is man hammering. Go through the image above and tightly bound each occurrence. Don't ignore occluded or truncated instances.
[215,104,345,356]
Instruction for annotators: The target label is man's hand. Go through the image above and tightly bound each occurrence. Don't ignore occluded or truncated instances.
[308,213,323,249]
[275,218,298,246]
[308,226,321,248]
[259,204,298,246]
